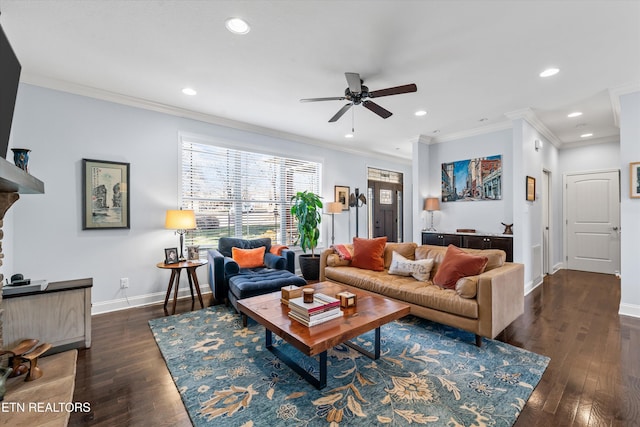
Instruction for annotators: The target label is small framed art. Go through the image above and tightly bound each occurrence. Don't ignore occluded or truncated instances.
[334,185,350,211]
[631,162,640,199]
[187,245,200,260]
[526,176,536,201]
[82,158,130,229]
[164,248,179,264]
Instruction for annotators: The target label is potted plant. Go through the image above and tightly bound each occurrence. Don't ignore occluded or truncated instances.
[290,190,323,280]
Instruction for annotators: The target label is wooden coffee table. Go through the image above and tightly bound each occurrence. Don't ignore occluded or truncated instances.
[237,281,410,389]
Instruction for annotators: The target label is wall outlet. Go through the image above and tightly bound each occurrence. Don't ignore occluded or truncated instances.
[120,278,129,288]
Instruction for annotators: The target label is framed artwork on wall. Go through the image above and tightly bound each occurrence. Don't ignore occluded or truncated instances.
[334,185,350,211]
[631,162,640,199]
[526,176,536,201]
[440,155,502,202]
[82,158,130,229]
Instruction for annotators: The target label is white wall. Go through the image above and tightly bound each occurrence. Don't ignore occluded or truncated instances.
[559,141,620,172]
[5,84,411,313]
[619,91,640,318]
[425,129,514,235]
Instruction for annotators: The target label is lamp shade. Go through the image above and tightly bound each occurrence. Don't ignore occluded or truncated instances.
[165,209,196,230]
[424,198,440,211]
[327,201,343,214]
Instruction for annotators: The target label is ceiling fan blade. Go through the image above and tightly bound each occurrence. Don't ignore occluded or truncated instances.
[362,100,392,119]
[345,72,362,94]
[369,83,417,98]
[329,103,352,122]
[300,96,346,102]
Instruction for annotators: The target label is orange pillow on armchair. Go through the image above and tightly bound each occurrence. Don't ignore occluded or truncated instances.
[351,237,387,271]
[232,246,266,268]
[432,245,488,289]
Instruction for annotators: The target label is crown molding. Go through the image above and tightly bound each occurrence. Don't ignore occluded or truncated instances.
[431,120,512,143]
[559,135,619,150]
[19,73,411,164]
[504,107,562,148]
[608,81,640,128]
[408,134,433,145]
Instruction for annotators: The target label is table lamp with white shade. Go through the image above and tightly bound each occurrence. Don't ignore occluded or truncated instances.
[326,201,343,246]
[165,209,196,260]
[424,198,440,231]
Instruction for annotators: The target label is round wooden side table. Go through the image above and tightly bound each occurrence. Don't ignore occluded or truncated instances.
[156,259,208,315]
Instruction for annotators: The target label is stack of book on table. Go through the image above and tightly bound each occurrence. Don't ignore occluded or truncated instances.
[288,293,342,326]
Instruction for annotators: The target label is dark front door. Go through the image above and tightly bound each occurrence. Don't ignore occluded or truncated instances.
[369,181,402,242]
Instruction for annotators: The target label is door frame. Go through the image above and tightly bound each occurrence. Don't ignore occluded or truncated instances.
[542,169,552,275]
[562,168,620,272]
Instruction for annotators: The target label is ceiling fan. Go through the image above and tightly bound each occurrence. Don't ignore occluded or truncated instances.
[300,72,417,123]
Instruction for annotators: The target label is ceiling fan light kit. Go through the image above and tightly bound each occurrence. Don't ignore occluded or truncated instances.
[301,72,417,123]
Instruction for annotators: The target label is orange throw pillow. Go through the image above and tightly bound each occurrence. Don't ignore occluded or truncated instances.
[232,247,265,268]
[351,237,387,271]
[433,245,488,289]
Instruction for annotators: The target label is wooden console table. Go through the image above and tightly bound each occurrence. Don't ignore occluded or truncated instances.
[422,231,513,262]
[2,278,92,352]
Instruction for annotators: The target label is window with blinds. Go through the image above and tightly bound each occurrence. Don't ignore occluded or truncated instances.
[180,139,321,251]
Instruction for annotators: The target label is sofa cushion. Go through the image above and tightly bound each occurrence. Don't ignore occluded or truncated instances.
[433,245,488,289]
[383,242,418,269]
[455,276,478,298]
[232,247,266,268]
[351,237,387,271]
[324,266,478,319]
[388,251,434,281]
[326,253,352,267]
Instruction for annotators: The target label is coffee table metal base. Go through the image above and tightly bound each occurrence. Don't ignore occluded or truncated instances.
[265,326,381,390]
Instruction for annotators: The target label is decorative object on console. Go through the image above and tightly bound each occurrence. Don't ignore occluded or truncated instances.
[11,148,30,172]
[325,201,342,246]
[526,175,536,201]
[165,209,196,260]
[630,162,640,199]
[334,185,349,211]
[424,197,440,231]
[82,159,130,230]
[441,155,502,202]
[164,247,178,264]
[501,222,513,235]
[456,228,476,233]
[348,187,366,237]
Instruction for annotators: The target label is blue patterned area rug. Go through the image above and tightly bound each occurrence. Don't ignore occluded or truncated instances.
[149,306,549,426]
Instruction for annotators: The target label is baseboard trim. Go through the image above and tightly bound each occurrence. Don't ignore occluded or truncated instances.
[619,303,640,318]
[524,278,543,296]
[91,284,212,315]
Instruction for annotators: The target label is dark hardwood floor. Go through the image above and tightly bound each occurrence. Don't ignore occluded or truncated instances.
[68,270,639,426]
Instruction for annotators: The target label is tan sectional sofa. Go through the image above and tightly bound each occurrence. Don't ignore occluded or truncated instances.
[319,242,524,346]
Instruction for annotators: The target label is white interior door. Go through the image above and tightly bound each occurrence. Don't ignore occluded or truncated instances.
[566,170,620,274]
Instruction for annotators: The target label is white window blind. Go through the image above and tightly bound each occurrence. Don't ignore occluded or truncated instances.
[181,139,321,251]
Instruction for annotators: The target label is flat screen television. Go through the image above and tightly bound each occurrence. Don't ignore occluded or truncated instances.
[0,21,22,159]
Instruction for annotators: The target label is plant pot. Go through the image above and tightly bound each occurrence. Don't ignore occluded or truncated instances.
[298,254,320,281]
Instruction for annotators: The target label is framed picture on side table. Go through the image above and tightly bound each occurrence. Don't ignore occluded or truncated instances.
[164,248,179,264]
[630,162,640,199]
[82,158,130,229]
[334,185,350,211]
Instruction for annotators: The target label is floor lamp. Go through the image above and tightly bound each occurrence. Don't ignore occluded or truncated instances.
[349,188,367,237]
[326,202,343,246]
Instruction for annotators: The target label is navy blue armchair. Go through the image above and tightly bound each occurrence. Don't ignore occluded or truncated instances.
[208,237,305,323]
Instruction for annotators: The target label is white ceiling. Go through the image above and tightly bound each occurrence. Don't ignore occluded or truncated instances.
[1,0,639,160]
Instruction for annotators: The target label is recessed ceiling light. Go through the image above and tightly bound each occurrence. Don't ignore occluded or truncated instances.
[414,110,427,117]
[225,17,250,34]
[567,111,582,118]
[580,133,593,138]
[182,87,197,96]
[479,117,488,122]
[539,68,560,77]
[345,133,354,139]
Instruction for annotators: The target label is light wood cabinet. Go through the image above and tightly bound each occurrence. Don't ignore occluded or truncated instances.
[2,278,92,351]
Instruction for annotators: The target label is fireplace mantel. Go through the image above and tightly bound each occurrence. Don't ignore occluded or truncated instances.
[0,158,44,194]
